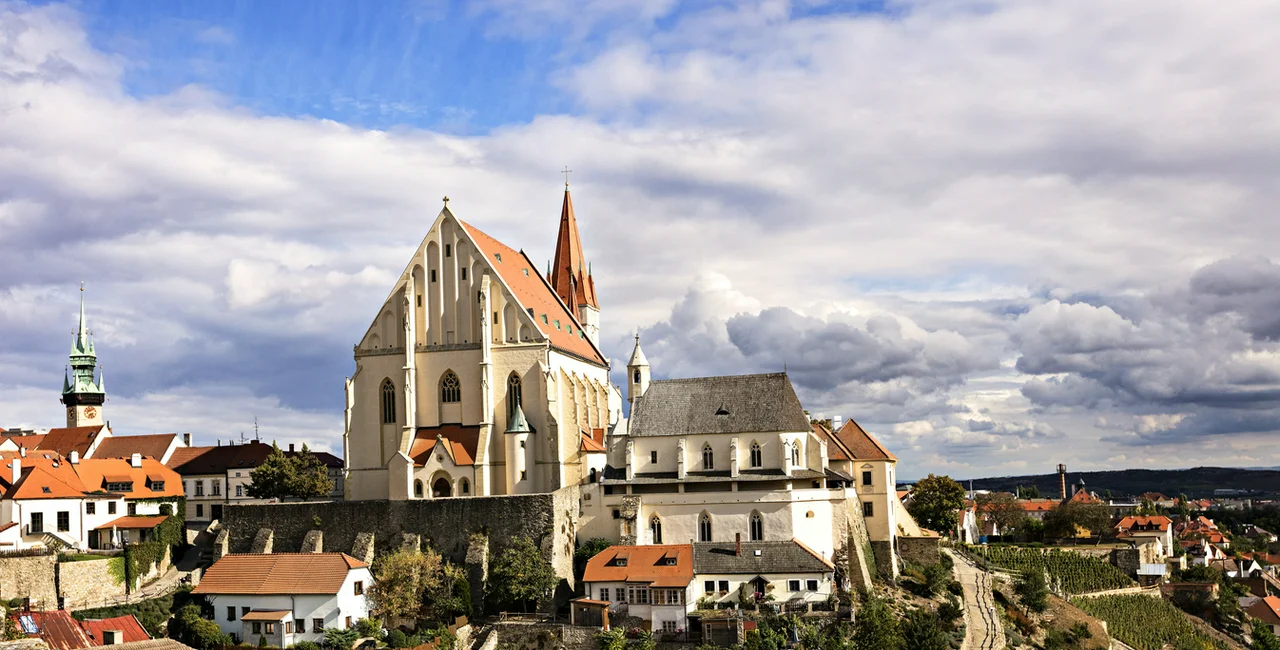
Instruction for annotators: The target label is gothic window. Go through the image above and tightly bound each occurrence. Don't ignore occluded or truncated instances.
[750,442,762,468]
[440,371,461,403]
[414,480,423,498]
[380,379,396,424]
[431,269,437,282]
[699,513,712,542]
[507,373,522,418]
[461,267,467,280]
[445,243,451,257]
[791,443,800,466]
[651,515,663,544]
[750,512,764,541]
[460,478,471,495]
[633,369,641,383]
[702,444,714,471]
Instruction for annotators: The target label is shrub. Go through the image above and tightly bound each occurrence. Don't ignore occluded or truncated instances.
[355,618,381,639]
[385,629,409,649]
[294,642,322,650]
[1015,570,1049,613]
[596,628,626,650]
[322,627,359,650]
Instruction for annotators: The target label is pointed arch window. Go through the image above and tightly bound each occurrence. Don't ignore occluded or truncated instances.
[380,379,396,424]
[702,444,714,471]
[791,442,800,466]
[749,512,764,541]
[507,372,523,418]
[633,369,641,384]
[699,513,712,542]
[460,478,471,495]
[413,480,424,498]
[750,442,762,468]
[440,371,461,403]
[650,515,663,544]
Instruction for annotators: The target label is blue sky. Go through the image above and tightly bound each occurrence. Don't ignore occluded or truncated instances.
[3,0,1280,478]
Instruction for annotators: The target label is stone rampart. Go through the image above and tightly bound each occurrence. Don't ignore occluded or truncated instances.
[898,536,942,567]
[58,556,127,610]
[0,555,57,609]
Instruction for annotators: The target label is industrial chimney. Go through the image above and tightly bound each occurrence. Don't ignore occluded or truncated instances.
[1057,464,1067,500]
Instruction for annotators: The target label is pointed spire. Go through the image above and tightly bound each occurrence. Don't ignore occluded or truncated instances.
[73,282,92,354]
[505,403,532,434]
[628,331,649,368]
[550,185,599,311]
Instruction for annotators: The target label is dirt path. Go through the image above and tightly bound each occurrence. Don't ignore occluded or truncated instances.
[944,548,1007,650]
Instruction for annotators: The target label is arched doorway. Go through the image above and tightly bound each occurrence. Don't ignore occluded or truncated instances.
[433,477,452,498]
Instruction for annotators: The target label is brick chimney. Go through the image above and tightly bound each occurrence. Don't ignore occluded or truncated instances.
[1057,464,1067,501]
[735,533,742,556]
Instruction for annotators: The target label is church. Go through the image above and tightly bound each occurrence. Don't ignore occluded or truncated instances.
[342,187,622,501]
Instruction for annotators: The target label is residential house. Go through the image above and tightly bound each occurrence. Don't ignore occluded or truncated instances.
[193,553,372,645]
[582,545,695,634]
[89,434,190,466]
[1245,526,1278,543]
[80,616,151,646]
[1247,596,1280,635]
[692,538,835,612]
[167,442,344,523]
[7,611,150,650]
[1018,499,1057,522]
[1114,516,1174,555]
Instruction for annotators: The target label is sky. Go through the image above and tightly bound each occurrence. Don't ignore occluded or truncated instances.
[2,0,1279,479]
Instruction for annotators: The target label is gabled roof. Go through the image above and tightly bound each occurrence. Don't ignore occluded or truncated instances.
[91,435,179,463]
[10,610,92,650]
[583,545,693,588]
[833,419,896,461]
[461,220,607,366]
[1116,515,1172,532]
[80,615,150,645]
[93,515,169,531]
[410,425,479,467]
[1018,499,1057,512]
[165,442,273,475]
[1,454,89,500]
[1064,488,1102,505]
[580,433,606,453]
[629,373,812,437]
[692,540,833,575]
[811,423,852,461]
[30,426,106,457]
[1248,596,1280,624]
[72,458,183,499]
[193,553,368,596]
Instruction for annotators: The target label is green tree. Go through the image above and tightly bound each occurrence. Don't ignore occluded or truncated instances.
[323,627,359,650]
[366,547,448,620]
[1253,619,1280,650]
[247,443,334,500]
[1016,570,1049,613]
[901,609,949,650]
[596,628,627,650]
[976,492,1028,536]
[852,597,903,650]
[907,475,967,535]
[488,536,558,612]
[168,605,231,650]
[1017,485,1041,499]
[423,563,470,621]
[1043,501,1112,537]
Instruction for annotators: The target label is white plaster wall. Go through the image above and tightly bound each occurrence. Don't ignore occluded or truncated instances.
[633,488,841,559]
[206,567,370,641]
[694,571,832,605]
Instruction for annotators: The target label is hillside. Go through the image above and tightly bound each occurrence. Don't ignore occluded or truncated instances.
[961,466,1280,498]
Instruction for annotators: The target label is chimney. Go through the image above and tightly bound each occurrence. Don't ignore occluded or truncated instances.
[1057,463,1067,501]
[69,451,79,464]
[183,433,192,446]
[130,453,142,468]
[217,439,222,446]
[289,443,295,453]
[735,533,742,556]
[831,416,842,431]
[10,459,19,485]
[19,446,26,458]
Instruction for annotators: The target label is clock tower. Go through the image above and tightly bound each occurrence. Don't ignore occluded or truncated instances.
[61,286,105,428]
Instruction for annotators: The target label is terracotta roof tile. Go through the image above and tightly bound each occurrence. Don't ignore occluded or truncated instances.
[834,419,896,461]
[72,459,183,499]
[1116,515,1172,532]
[165,442,272,475]
[4,457,88,500]
[193,553,367,596]
[239,612,290,622]
[583,545,694,588]
[811,423,852,461]
[80,615,150,645]
[410,425,479,466]
[10,610,92,650]
[579,434,606,453]
[92,515,169,531]
[32,426,107,457]
[91,435,178,462]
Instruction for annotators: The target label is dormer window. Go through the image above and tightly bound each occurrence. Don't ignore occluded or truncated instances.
[495,253,503,262]
[105,482,133,492]
[522,268,529,277]
[612,557,628,567]
[148,481,165,491]
[541,314,548,324]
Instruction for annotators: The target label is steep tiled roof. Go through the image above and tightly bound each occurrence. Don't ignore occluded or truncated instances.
[579,434,606,453]
[833,419,896,461]
[193,553,367,596]
[31,426,106,457]
[1248,596,1280,624]
[10,610,92,650]
[811,423,852,461]
[80,615,150,645]
[1019,500,1058,513]
[629,373,811,437]
[1116,515,1172,532]
[1,454,89,500]
[1064,488,1102,505]
[549,189,599,311]
[692,540,833,575]
[460,220,606,366]
[91,435,178,462]
[583,545,693,588]
[72,459,183,499]
[165,442,272,475]
[410,425,479,466]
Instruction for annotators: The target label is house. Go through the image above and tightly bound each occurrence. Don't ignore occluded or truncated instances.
[1245,526,1278,543]
[9,611,91,650]
[582,544,695,634]
[80,616,151,646]
[193,553,372,645]
[1114,516,1174,554]
[90,434,189,466]
[692,538,834,611]
[1017,499,1057,521]
[1246,596,1280,635]
[167,442,344,523]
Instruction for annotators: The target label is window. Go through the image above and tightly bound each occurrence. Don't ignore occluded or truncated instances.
[195,481,204,496]
[127,503,137,516]
[862,501,874,517]
[806,579,819,591]
[414,480,424,498]
[599,587,609,601]
[611,509,621,519]
[265,623,276,635]
[105,481,133,492]
[704,581,715,594]
[494,253,502,262]
[699,513,712,542]
[633,369,640,383]
[750,512,764,541]
[520,470,527,481]
[507,373,522,419]
[718,580,729,593]
[295,619,305,633]
[629,586,650,605]
[242,607,251,618]
[616,588,626,603]
[108,502,116,515]
[440,371,461,403]
[252,622,262,635]
[554,319,560,330]
[445,243,451,257]
[788,580,801,592]
[236,485,244,497]
[662,621,677,633]
[650,516,663,544]
[431,269,437,282]
[417,295,422,307]
[86,502,95,515]
[519,440,526,449]
[460,478,470,495]
[196,504,204,518]
[212,480,221,496]
[381,379,397,424]
[791,444,800,466]
[313,619,324,632]
[345,616,352,629]
[55,511,69,532]
[285,622,292,634]
[650,451,658,464]
[862,471,873,487]
[750,442,762,468]
[461,267,467,280]
[354,581,364,595]
[702,444,714,470]
[227,607,236,622]
[541,314,548,324]
[29,512,43,534]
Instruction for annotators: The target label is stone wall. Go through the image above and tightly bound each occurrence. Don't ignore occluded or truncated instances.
[840,499,876,592]
[1111,548,1140,576]
[58,557,127,610]
[0,555,57,609]
[490,623,598,650]
[897,536,941,567]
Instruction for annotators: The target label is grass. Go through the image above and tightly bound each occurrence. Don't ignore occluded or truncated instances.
[59,553,112,563]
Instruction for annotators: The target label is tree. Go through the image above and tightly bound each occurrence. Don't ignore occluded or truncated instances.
[367,547,448,620]
[323,627,359,650]
[168,605,231,650]
[423,564,470,621]
[1044,501,1112,537]
[907,475,967,535]
[1016,570,1049,613]
[488,536,558,612]
[852,596,903,650]
[1252,619,1280,650]
[247,443,334,500]
[976,492,1028,536]
[901,608,949,650]
[1017,485,1041,499]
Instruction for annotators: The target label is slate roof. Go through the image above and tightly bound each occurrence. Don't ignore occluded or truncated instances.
[629,373,811,437]
[193,553,367,596]
[692,540,834,575]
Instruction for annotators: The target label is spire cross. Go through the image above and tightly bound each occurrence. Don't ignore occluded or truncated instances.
[561,166,572,188]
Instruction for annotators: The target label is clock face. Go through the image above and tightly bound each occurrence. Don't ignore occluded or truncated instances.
[83,406,98,419]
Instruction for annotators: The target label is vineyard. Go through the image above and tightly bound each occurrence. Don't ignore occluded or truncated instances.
[969,545,1135,595]
[1076,595,1233,650]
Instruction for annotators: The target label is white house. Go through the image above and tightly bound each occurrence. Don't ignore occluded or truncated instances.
[193,553,372,645]
[583,545,695,634]
[692,538,835,610]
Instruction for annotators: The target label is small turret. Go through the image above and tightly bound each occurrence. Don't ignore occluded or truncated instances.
[627,333,651,407]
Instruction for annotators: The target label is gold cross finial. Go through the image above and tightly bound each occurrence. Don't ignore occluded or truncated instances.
[562,166,572,188]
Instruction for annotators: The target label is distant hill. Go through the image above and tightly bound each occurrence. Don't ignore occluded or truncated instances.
[960,467,1280,498]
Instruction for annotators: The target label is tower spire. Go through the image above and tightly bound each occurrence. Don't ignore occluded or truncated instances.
[63,284,105,427]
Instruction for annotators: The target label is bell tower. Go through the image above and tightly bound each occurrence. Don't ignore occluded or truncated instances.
[627,333,650,408]
[61,285,105,428]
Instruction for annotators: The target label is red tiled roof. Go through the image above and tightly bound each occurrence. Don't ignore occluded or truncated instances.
[833,419,896,461]
[1116,515,1172,532]
[549,189,599,311]
[194,553,367,596]
[583,545,694,588]
[81,615,150,645]
[35,426,107,457]
[93,515,169,531]
[410,425,479,466]
[91,435,178,461]
[3,455,89,500]
[11,610,93,650]
[810,423,852,461]
[579,434,606,453]
[461,220,607,366]
[73,458,183,499]
[1248,596,1280,625]
[1018,500,1057,512]
[1065,488,1102,505]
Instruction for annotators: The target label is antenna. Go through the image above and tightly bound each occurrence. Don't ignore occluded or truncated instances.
[254,416,260,441]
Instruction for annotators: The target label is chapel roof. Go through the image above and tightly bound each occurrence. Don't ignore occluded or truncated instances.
[628,372,812,437]
[411,425,480,466]
[832,419,897,462]
[549,189,599,311]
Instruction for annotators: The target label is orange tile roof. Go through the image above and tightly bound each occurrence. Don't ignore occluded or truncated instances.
[81,615,150,645]
[240,611,291,622]
[193,553,368,596]
[810,423,852,461]
[72,458,184,499]
[36,426,107,456]
[91,435,178,461]
[549,189,599,311]
[4,457,89,500]
[1065,488,1102,505]
[93,515,169,531]
[1248,596,1280,625]
[410,425,479,466]
[583,544,694,588]
[11,610,93,650]
[833,419,896,461]
[0,433,45,449]
[1018,499,1058,512]
[1116,515,1172,531]
[461,220,607,366]
[579,433,606,453]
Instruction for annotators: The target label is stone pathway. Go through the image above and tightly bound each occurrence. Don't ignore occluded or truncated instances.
[944,548,1007,650]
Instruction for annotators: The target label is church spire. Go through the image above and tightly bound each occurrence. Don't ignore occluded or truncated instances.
[550,186,598,311]
[62,284,105,427]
